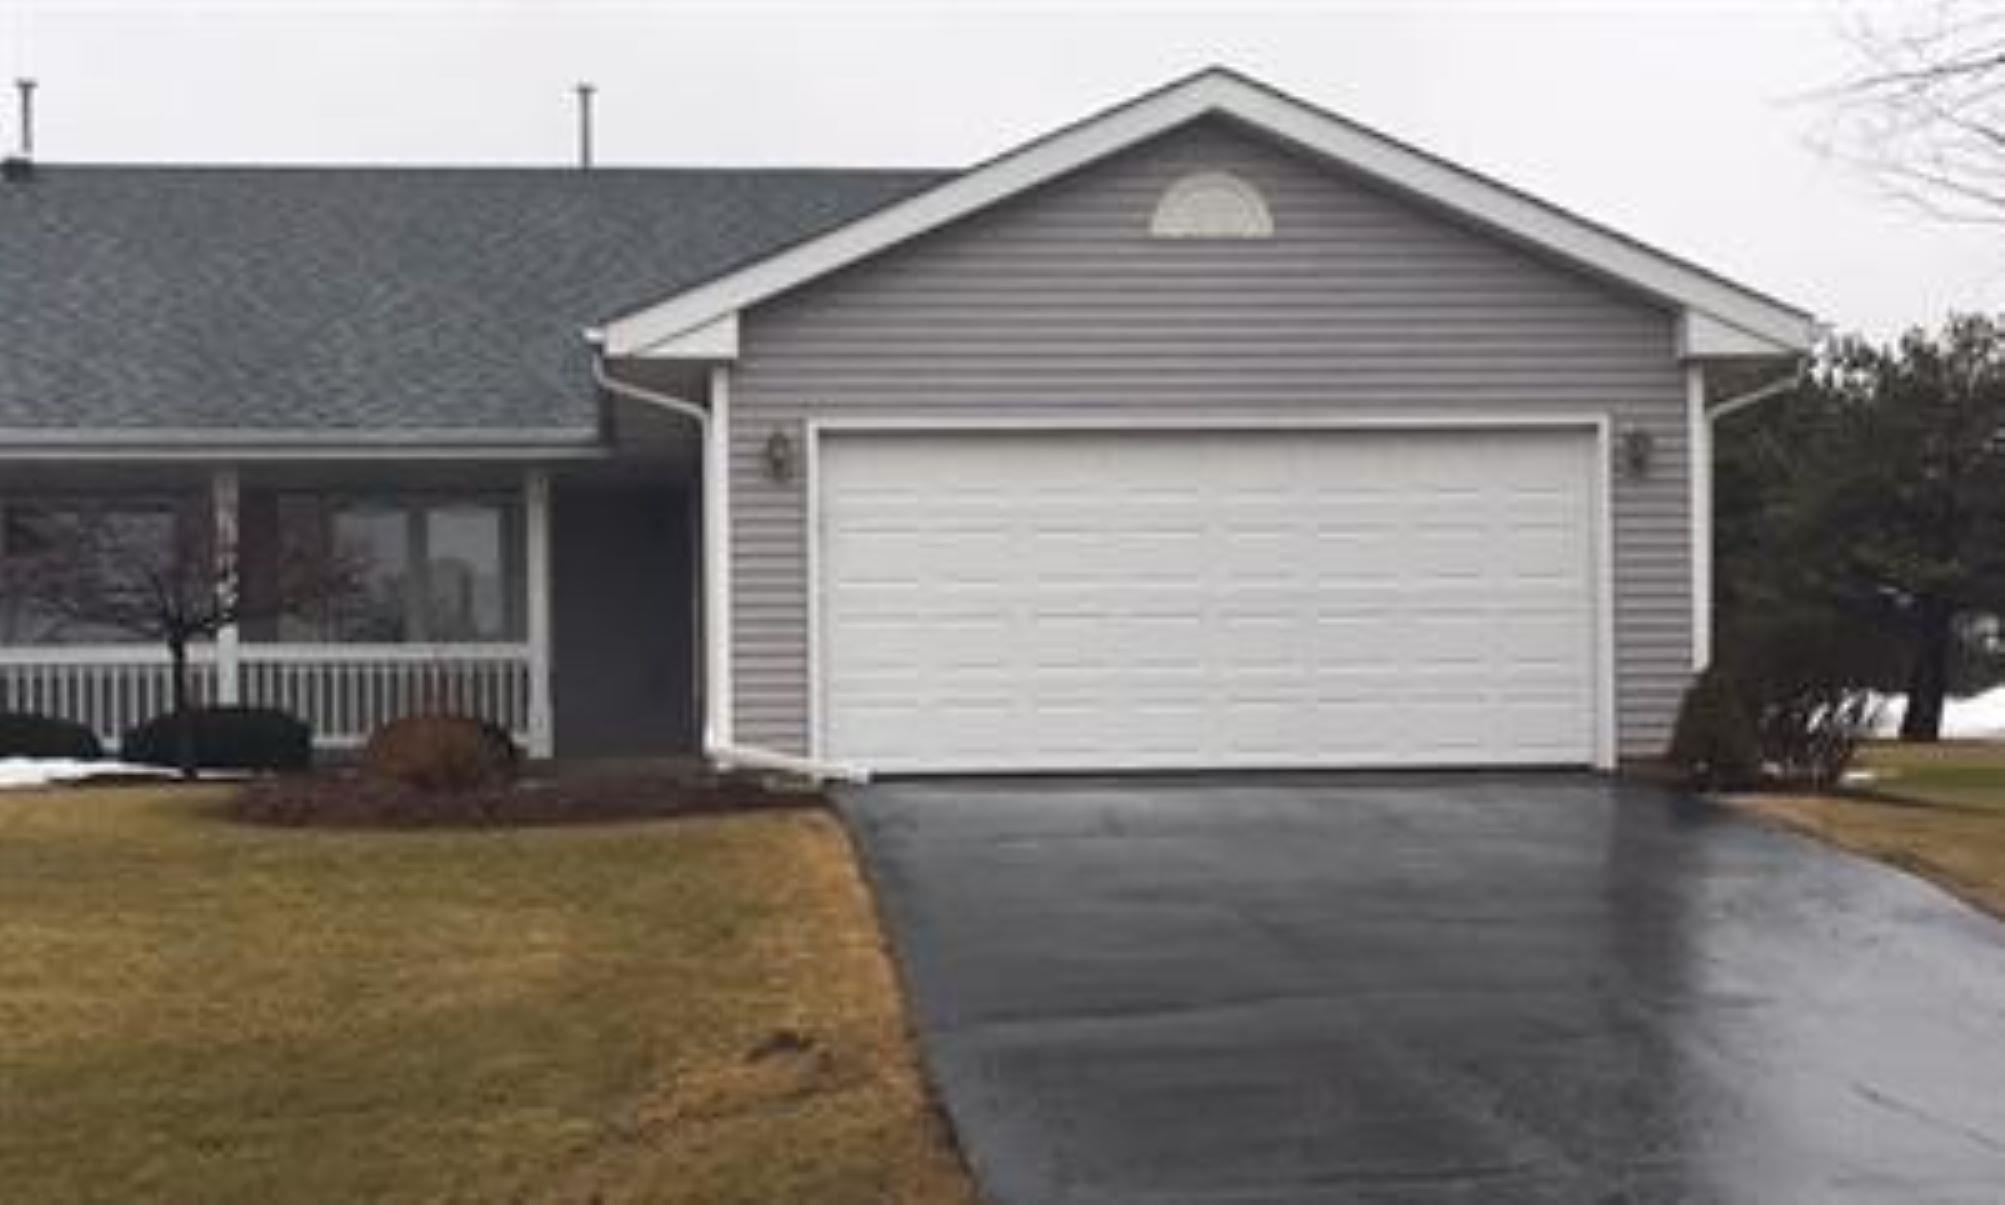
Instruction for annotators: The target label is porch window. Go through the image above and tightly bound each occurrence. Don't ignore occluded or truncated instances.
[244,493,523,644]
[0,496,192,645]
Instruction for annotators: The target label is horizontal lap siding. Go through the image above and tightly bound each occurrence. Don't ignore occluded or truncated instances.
[731,119,1690,760]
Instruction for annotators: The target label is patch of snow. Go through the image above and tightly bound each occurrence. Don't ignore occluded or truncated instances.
[1871,686,2005,740]
[0,758,177,791]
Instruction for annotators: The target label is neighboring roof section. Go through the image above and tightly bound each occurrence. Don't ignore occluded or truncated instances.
[0,165,942,438]
[602,68,1815,360]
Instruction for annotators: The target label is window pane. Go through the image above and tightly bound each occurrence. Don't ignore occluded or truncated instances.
[426,504,508,641]
[245,492,519,646]
[0,503,68,644]
[3,504,61,558]
[270,495,325,643]
[0,499,187,645]
[329,504,410,642]
[97,507,177,562]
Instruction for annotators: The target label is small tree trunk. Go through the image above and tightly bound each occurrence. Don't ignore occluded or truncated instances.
[168,633,198,780]
[1899,598,1954,742]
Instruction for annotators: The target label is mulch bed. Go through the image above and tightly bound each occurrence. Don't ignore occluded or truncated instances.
[229,765,827,828]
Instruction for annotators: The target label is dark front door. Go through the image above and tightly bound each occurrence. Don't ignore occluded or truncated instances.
[551,481,697,757]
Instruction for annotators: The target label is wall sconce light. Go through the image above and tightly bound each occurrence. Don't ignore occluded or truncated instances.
[1619,427,1655,479]
[763,427,797,483]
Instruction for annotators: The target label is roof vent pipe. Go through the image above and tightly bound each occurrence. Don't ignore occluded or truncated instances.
[575,81,595,171]
[3,78,34,182]
[16,79,35,157]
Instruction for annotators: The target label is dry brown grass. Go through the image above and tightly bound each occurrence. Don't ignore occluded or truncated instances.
[0,784,971,1204]
[1733,789,2005,922]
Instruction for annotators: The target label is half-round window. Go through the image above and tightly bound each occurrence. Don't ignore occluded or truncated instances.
[1148,170,1274,238]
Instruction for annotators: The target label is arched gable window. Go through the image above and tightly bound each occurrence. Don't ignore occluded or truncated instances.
[1148,170,1274,238]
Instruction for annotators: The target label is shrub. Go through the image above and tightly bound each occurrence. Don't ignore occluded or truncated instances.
[1756,687,1879,792]
[1717,609,1894,792]
[0,712,104,761]
[1667,667,1761,791]
[360,715,519,793]
[121,707,312,772]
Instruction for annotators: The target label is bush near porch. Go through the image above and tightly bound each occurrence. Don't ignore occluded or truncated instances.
[0,784,971,1203]
[0,712,104,759]
[122,706,314,773]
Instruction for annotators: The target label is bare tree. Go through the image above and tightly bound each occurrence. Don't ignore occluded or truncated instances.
[0,499,361,775]
[1827,2,2005,222]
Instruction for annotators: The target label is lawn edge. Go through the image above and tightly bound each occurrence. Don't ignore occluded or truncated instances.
[826,792,988,1205]
[1721,792,2005,924]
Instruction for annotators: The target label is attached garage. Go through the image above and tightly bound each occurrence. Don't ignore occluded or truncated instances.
[813,425,1610,772]
[596,69,1816,776]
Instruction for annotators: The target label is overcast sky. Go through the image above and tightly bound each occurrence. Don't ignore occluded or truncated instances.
[3,0,1999,339]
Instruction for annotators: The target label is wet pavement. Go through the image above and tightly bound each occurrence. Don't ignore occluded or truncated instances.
[839,774,2005,1204]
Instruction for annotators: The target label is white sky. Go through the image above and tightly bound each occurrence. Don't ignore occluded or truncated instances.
[3,0,2001,339]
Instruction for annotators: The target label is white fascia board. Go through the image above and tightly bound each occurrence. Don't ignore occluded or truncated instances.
[623,313,739,362]
[1679,311,1809,360]
[602,69,1814,358]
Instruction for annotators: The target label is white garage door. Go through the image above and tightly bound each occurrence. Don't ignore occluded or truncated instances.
[816,427,1602,771]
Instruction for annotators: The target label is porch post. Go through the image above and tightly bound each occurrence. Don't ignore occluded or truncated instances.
[1686,363,1712,671]
[211,466,242,705]
[706,364,733,748]
[524,467,554,759]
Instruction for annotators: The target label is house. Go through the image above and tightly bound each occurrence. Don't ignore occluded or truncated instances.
[0,68,1812,772]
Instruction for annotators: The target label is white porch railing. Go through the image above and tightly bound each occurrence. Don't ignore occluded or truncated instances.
[240,644,533,748]
[0,643,534,752]
[0,646,221,747]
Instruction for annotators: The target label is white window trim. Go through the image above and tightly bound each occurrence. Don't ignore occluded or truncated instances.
[803,412,1619,774]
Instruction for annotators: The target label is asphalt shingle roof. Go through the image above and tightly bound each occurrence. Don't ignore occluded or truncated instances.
[0,164,946,440]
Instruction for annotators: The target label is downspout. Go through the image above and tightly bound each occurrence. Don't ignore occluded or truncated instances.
[1689,357,1809,671]
[586,344,868,783]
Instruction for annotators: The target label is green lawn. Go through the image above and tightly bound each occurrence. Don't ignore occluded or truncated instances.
[1856,741,2005,811]
[0,786,969,1204]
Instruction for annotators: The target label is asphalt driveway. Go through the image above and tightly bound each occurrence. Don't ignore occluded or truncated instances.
[839,774,2005,1203]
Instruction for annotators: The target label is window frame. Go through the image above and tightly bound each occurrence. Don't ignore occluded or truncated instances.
[0,492,205,647]
[259,490,525,646]
[1148,169,1276,239]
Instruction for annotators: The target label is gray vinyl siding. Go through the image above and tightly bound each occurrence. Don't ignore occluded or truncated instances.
[729,118,1693,761]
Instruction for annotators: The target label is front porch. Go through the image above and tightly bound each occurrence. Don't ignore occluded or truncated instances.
[0,455,698,759]
[0,642,538,753]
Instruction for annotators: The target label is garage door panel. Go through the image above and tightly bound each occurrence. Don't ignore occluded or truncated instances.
[819,428,1599,770]
[1219,619,1311,666]
[1219,539,1307,581]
